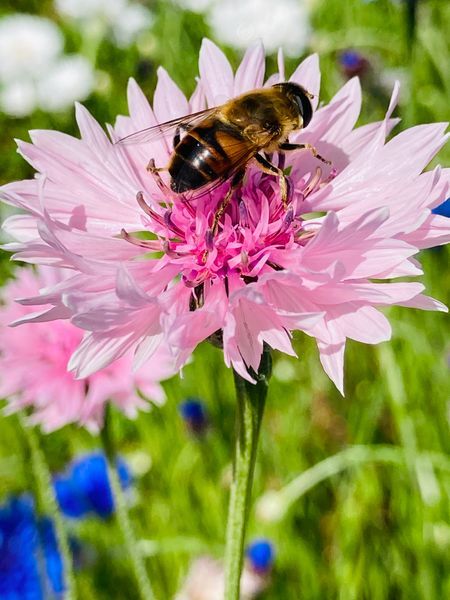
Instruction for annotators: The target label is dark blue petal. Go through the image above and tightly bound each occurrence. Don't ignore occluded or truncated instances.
[432,198,450,218]
[38,518,65,594]
[0,496,42,599]
[56,452,132,520]
[54,477,90,519]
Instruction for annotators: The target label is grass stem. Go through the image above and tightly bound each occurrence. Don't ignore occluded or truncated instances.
[22,417,77,600]
[101,405,156,600]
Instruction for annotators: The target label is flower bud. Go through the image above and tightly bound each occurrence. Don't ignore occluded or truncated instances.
[179,397,209,435]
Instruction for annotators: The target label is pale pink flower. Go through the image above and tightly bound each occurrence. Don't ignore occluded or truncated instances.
[0,267,175,432]
[175,555,268,600]
[1,40,449,393]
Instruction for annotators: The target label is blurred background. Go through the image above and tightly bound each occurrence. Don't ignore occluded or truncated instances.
[0,1,449,598]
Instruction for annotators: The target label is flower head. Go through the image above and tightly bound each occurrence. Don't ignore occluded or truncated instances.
[173,0,310,58]
[54,452,131,519]
[1,40,449,393]
[0,13,94,117]
[179,397,209,434]
[245,539,274,574]
[54,0,154,48]
[0,14,63,83]
[37,55,95,114]
[338,49,370,80]
[207,0,311,57]
[0,267,175,431]
[0,495,64,598]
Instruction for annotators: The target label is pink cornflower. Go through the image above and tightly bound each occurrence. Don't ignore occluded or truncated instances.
[1,40,449,393]
[0,267,174,432]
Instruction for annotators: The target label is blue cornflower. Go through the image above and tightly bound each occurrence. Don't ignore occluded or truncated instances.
[179,397,208,434]
[246,539,275,574]
[38,518,64,596]
[54,452,132,520]
[340,50,362,69]
[432,198,450,218]
[338,49,369,79]
[0,495,64,599]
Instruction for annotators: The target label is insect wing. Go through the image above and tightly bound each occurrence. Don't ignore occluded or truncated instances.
[183,135,257,200]
[114,108,218,146]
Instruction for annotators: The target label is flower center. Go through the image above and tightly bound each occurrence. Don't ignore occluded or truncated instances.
[122,165,335,288]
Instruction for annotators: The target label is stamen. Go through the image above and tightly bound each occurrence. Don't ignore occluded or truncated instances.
[286,178,294,204]
[296,229,316,244]
[205,229,214,251]
[239,201,249,227]
[323,167,337,184]
[303,167,322,198]
[136,191,171,229]
[192,284,205,309]
[136,191,153,216]
[163,210,184,237]
[162,240,179,258]
[120,228,161,250]
[183,270,210,288]
[283,207,294,229]
[180,196,196,218]
[163,210,173,228]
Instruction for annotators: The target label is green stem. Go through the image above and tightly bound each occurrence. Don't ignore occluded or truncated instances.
[22,417,77,600]
[224,348,272,600]
[100,406,156,600]
[256,444,450,523]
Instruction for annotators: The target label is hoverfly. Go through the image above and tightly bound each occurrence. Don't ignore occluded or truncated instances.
[116,82,330,226]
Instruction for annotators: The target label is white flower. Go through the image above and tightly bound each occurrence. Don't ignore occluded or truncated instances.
[255,490,286,523]
[207,0,311,57]
[273,358,297,382]
[0,14,63,83]
[0,13,96,116]
[113,3,154,47]
[37,55,95,112]
[0,80,37,117]
[54,0,153,47]
[54,0,126,23]
[175,556,268,600]
[173,0,216,13]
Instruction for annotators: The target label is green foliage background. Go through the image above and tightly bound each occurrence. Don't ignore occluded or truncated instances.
[0,1,449,598]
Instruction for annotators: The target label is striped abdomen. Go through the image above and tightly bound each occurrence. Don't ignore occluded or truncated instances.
[168,119,250,193]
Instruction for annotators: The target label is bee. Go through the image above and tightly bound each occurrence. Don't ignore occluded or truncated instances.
[116,82,330,223]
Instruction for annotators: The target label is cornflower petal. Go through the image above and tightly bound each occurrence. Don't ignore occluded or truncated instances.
[234,40,266,94]
[0,268,175,431]
[199,38,234,105]
[289,53,320,111]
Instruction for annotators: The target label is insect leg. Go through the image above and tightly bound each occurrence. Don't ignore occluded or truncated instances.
[212,169,245,234]
[255,153,288,205]
[146,158,174,197]
[278,142,331,165]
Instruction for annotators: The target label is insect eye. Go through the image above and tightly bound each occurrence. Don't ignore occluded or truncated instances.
[294,91,313,128]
